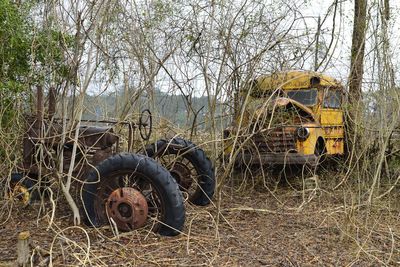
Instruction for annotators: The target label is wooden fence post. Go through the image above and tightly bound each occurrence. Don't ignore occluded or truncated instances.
[16,231,31,266]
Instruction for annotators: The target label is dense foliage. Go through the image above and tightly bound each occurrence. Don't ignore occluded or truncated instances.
[0,1,71,126]
[0,0,30,92]
[0,0,31,126]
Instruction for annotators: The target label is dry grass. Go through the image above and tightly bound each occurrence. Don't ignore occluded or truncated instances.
[1,170,400,266]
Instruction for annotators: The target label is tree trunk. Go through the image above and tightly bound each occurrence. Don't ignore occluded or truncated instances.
[345,0,368,159]
[349,0,367,103]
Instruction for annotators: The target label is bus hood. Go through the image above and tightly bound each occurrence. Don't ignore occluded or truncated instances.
[254,97,317,122]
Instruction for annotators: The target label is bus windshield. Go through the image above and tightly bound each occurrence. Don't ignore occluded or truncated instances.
[285,89,317,106]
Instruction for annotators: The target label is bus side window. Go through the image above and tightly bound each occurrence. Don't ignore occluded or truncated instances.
[323,88,341,108]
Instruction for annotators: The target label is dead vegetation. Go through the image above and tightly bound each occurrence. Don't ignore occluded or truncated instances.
[2,171,400,266]
[1,0,400,266]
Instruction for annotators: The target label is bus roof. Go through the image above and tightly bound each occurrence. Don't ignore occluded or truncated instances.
[254,70,343,91]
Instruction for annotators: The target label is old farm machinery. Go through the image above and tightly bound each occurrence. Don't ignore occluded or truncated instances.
[8,87,215,236]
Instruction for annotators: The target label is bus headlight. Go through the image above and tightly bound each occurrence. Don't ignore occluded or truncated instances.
[296,127,310,141]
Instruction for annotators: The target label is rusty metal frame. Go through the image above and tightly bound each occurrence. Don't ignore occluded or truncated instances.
[21,87,149,179]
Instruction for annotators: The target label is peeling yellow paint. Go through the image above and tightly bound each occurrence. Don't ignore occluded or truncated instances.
[224,70,345,164]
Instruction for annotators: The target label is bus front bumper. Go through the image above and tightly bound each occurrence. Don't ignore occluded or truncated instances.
[232,152,318,166]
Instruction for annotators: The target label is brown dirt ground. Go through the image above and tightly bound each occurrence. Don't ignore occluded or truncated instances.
[1,174,400,266]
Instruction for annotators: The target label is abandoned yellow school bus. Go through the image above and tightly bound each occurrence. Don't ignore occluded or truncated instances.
[224,70,345,167]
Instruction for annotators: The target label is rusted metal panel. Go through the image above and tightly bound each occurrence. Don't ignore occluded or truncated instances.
[325,138,344,155]
[77,126,119,148]
[241,127,297,154]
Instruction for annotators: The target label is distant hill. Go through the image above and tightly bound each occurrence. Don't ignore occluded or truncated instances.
[81,89,225,129]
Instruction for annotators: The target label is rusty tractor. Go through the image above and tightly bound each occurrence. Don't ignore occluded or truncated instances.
[8,87,215,236]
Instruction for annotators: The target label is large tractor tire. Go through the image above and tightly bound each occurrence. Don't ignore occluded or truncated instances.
[145,138,215,206]
[82,153,185,236]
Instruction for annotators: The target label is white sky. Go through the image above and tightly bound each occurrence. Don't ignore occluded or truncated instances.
[305,0,400,85]
[86,0,400,96]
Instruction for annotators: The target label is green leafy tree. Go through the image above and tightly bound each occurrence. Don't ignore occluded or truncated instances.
[0,0,31,126]
[0,0,30,90]
[0,1,72,127]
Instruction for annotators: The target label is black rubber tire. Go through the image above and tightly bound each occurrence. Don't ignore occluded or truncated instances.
[145,138,215,206]
[82,153,185,236]
[314,138,327,166]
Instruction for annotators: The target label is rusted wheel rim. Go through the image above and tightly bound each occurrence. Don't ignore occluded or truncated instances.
[106,187,148,231]
[158,155,197,197]
[95,170,165,232]
[169,162,193,190]
[8,184,30,206]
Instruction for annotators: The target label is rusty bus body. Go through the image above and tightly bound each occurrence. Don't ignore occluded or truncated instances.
[224,70,345,167]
